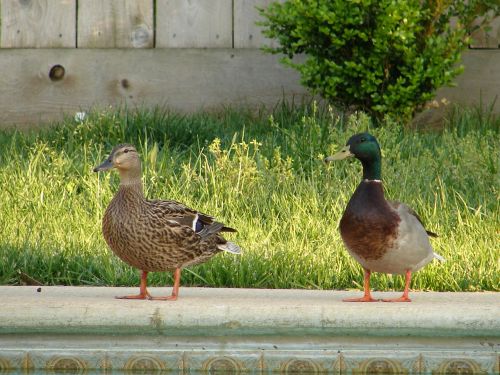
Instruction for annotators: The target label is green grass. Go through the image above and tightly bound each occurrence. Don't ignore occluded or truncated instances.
[0,103,498,292]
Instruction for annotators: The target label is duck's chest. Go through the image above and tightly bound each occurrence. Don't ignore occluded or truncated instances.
[101,191,150,250]
[339,181,400,261]
[102,201,137,248]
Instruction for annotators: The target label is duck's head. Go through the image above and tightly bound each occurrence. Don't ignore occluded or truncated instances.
[93,144,141,176]
[324,133,382,180]
[325,133,381,163]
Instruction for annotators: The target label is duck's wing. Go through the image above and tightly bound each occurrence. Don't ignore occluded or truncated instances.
[141,201,239,260]
[388,200,445,265]
[147,199,237,233]
[388,200,438,238]
[153,210,242,258]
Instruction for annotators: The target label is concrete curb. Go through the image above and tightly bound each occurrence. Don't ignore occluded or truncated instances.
[0,287,499,373]
[1,286,499,336]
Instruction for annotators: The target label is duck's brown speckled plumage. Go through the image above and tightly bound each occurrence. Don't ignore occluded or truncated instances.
[102,183,230,272]
[94,144,240,300]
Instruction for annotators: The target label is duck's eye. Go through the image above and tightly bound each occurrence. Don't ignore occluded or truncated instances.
[123,149,129,154]
[360,138,366,143]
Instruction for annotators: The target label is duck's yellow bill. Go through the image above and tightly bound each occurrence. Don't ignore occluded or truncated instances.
[324,145,353,162]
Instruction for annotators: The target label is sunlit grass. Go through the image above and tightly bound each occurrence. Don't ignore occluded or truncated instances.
[0,103,498,291]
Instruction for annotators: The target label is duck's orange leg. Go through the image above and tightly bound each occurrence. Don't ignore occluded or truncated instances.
[343,268,378,302]
[150,268,181,301]
[116,270,152,299]
[382,269,412,302]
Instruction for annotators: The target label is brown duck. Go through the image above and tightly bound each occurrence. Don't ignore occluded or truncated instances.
[325,133,444,302]
[94,144,241,300]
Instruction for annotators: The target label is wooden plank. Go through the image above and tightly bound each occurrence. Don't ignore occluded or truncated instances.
[0,49,307,127]
[234,0,281,48]
[77,0,153,48]
[470,16,500,49]
[156,0,232,48]
[0,0,76,48]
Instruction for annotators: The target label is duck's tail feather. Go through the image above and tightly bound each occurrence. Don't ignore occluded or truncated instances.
[197,222,225,239]
[217,241,242,255]
[433,252,445,262]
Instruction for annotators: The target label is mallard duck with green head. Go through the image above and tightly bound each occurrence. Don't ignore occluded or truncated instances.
[325,133,444,302]
[94,144,241,300]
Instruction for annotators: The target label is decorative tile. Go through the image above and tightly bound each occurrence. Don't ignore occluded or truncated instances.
[279,358,326,373]
[45,355,89,373]
[262,350,337,373]
[28,350,103,371]
[0,343,498,373]
[351,358,409,374]
[340,351,417,374]
[412,354,426,374]
[10,349,184,372]
[98,351,183,372]
[332,353,347,374]
[0,356,14,371]
[0,351,29,371]
[184,351,262,373]
[431,357,490,374]
[424,352,496,375]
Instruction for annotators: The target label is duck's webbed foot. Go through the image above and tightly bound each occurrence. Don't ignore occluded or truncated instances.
[381,296,411,303]
[115,291,152,300]
[148,268,181,301]
[149,294,178,301]
[343,268,379,302]
[343,295,379,302]
[115,270,152,300]
[382,270,412,303]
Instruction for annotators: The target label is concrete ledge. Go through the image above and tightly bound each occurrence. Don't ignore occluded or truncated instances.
[1,287,499,336]
[0,287,498,373]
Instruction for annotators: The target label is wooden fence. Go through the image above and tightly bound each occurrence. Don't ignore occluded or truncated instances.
[0,0,498,127]
[0,0,283,49]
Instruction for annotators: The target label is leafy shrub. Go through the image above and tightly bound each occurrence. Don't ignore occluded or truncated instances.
[260,0,499,123]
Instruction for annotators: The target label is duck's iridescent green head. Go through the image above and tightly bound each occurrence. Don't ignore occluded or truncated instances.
[325,133,382,180]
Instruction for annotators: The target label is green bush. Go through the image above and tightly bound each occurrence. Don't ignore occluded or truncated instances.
[260,0,499,123]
